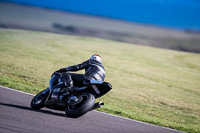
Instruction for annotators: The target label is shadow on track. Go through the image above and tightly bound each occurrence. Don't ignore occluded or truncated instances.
[0,102,66,117]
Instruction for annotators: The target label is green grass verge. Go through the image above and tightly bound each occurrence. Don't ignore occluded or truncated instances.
[0,28,200,132]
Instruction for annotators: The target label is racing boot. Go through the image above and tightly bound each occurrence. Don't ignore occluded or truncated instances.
[62,73,79,93]
[67,86,80,93]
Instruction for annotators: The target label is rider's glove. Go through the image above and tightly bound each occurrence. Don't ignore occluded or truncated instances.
[51,68,67,77]
[56,68,67,73]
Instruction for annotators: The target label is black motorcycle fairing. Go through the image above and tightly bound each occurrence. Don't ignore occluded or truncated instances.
[93,82,112,98]
[81,81,112,99]
[49,72,112,99]
[49,74,63,89]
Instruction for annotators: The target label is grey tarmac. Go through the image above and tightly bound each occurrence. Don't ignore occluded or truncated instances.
[0,86,184,133]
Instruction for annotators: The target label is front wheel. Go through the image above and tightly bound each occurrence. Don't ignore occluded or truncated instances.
[65,93,95,118]
[31,88,49,109]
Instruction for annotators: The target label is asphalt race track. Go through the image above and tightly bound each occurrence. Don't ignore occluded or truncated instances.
[0,86,184,133]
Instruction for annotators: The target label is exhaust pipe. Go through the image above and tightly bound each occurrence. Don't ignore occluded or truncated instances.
[91,101,104,110]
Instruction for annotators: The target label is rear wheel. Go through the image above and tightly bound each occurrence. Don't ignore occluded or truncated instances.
[65,93,95,118]
[31,89,49,109]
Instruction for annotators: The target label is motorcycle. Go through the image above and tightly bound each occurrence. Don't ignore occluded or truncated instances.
[30,72,112,118]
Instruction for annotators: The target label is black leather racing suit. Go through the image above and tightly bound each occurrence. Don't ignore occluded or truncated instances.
[63,59,105,87]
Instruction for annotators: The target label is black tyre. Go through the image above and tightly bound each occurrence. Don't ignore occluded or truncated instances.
[65,93,95,118]
[31,89,49,109]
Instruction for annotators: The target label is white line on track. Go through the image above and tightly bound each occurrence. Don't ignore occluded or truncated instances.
[0,85,184,133]
[0,85,35,96]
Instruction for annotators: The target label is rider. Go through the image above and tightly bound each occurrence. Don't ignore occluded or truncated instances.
[55,54,105,93]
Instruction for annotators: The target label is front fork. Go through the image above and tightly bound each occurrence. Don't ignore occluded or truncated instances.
[44,87,51,103]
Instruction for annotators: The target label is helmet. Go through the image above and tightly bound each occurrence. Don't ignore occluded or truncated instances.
[89,54,102,63]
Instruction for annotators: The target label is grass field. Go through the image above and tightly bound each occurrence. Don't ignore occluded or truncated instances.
[0,28,200,132]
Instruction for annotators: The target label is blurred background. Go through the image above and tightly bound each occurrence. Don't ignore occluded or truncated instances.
[0,0,200,52]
